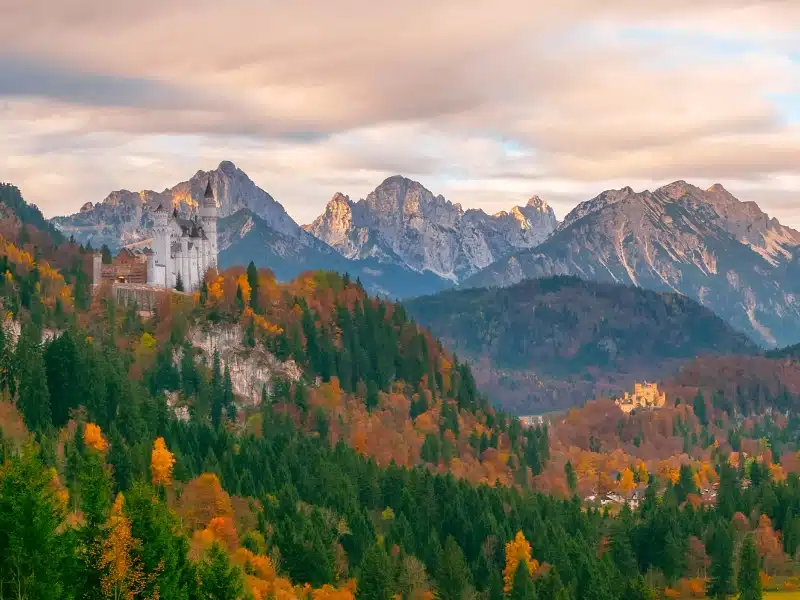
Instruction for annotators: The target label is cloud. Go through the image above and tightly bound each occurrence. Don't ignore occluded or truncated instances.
[0,0,797,228]
[0,55,199,110]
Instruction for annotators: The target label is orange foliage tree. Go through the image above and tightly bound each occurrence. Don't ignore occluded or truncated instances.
[503,531,539,593]
[150,437,175,487]
[178,473,234,531]
[84,423,109,453]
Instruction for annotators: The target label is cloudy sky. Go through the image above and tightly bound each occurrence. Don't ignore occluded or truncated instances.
[1,0,799,227]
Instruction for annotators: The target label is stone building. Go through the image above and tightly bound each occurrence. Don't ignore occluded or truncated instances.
[615,382,667,414]
[148,179,218,291]
[92,179,219,292]
[93,247,151,285]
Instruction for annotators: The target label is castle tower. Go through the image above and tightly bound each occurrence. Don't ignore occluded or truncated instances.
[152,203,171,288]
[92,252,102,287]
[199,178,219,271]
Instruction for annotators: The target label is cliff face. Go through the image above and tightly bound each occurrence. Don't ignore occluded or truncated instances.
[188,324,302,406]
[304,176,558,281]
[465,182,800,348]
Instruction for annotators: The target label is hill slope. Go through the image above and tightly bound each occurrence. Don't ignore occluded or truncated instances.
[464,182,800,348]
[405,276,758,413]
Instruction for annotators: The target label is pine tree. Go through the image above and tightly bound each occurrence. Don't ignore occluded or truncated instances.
[707,525,736,600]
[0,446,74,600]
[197,542,247,600]
[175,272,184,292]
[436,537,472,600]
[510,560,537,600]
[737,534,762,600]
[358,543,394,600]
[15,323,52,432]
[246,261,259,312]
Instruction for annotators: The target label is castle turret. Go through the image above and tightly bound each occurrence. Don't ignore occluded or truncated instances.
[92,252,102,287]
[152,204,171,288]
[199,179,219,270]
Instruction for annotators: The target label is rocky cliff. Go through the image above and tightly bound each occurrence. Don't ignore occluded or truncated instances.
[465,182,800,348]
[52,160,302,250]
[304,176,558,281]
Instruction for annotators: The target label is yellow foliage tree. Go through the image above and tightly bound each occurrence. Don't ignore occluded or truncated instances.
[637,462,649,484]
[503,531,539,593]
[150,437,175,487]
[237,274,252,305]
[618,468,636,496]
[99,493,161,599]
[84,423,109,453]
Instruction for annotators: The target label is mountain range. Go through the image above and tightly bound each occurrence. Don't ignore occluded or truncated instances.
[464,181,800,347]
[51,161,557,297]
[304,177,557,281]
[51,162,800,348]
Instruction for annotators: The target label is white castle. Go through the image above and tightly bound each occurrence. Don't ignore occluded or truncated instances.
[147,178,218,291]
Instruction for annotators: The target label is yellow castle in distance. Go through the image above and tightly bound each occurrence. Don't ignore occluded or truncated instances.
[615,382,667,414]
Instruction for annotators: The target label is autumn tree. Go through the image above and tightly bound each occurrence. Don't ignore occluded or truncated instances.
[618,467,635,497]
[85,422,109,453]
[98,493,159,600]
[151,437,176,487]
[177,473,234,531]
[504,531,538,594]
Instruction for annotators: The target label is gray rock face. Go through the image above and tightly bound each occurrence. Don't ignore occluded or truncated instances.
[304,176,558,281]
[465,181,800,347]
[52,160,303,250]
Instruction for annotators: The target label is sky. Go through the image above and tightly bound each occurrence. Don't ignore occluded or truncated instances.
[1,0,799,228]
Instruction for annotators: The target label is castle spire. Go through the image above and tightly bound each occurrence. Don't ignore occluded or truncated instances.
[204,179,214,199]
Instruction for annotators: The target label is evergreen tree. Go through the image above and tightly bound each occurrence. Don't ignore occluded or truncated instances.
[436,537,472,600]
[707,525,736,600]
[358,543,394,600]
[15,323,52,432]
[126,482,197,599]
[197,542,247,600]
[0,446,74,600]
[510,560,537,600]
[564,460,577,493]
[737,534,762,600]
[247,261,259,311]
[175,272,184,292]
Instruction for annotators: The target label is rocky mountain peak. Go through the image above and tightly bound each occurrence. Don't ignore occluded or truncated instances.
[218,160,238,174]
[465,179,800,347]
[656,180,703,200]
[526,195,550,209]
[52,161,302,251]
[306,176,558,281]
[707,183,731,195]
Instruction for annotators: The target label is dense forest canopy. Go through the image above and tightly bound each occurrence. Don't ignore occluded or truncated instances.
[2,186,800,599]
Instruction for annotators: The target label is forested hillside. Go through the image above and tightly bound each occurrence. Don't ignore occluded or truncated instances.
[3,187,800,599]
[405,277,757,414]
